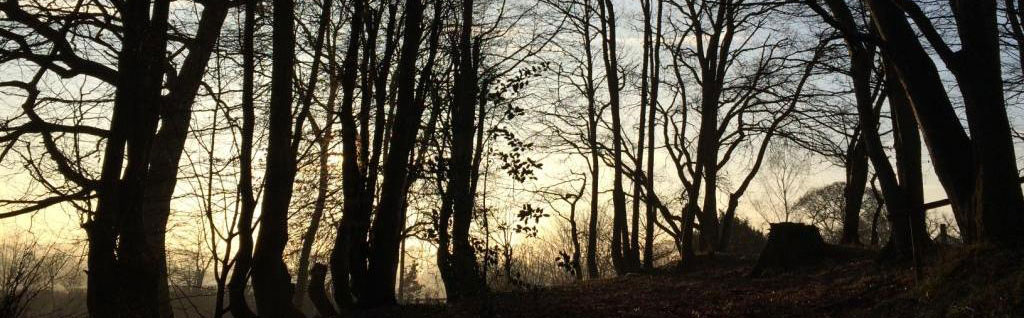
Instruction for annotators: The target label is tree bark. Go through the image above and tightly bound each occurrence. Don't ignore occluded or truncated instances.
[331,0,369,308]
[952,1,1024,245]
[442,0,488,302]
[864,0,976,242]
[869,181,883,247]
[643,0,662,270]
[886,62,930,256]
[85,0,171,315]
[597,0,634,275]
[309,264,338,317]
[363,0,427,306]
[570,197,584,280]
[581,0,601,280]
[227,1,259,317]
[840,138,868,245]
[250,0,304,314]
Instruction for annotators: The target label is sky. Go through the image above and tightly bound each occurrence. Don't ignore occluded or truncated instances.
[0,0,996,292]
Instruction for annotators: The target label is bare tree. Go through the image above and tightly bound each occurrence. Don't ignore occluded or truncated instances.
[596,0,640,275]
[0,0,230,315]
[640,0,664,270]
[622,0,828,259]
[803,0,928,260]
[362,0,430,306]
[438,0,489,301]
[227,0,260,316]
[863,0,1024,245]
[538,0,606,279]
[0,240,73,318]
[754,142,814,224]
[249,0,305,314]
[291,0,338,307]
[535,174,588,280]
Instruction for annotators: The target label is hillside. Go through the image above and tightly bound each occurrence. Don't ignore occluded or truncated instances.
[364,248,1023,317]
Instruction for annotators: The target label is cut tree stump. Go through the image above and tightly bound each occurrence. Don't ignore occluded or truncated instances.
[750,222,827,277]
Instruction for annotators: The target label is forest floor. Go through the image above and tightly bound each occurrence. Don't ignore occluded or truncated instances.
[360,246,1024,317]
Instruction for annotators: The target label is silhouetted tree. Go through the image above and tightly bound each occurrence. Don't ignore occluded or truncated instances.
[863,0,1024,246]
[227,1,260,317]
[249,0,305,314]
[596,0,639,275]
[0,0,230,315]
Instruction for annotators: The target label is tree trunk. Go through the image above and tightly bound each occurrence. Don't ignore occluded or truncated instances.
[849,49,912,260]
[681,187,701,258]
[822,0,922,259]
[631,0,650,269]
[570,202,584,280]
[887,62,930,256]
[643,0,662,270]
[953,1,1024,245]
[227,1,259,317]
[864,0,976,242]
[442,0,488,302]
[597,0,633,275]
[696,92,721,255]
[308,264,338,317]
[331,0,369,308]
[840,138,868,245]
[691,3,737,255]
[291,0,334,308]
[294,47,338,308]
[363,0,427,306]
[819,0,868,248]
[582,0,601,280]
[143,1,229,315]
[870,181,883,247]
[86,0,171,315]
[250,0,303,314]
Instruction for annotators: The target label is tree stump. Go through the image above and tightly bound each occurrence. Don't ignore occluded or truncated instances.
[750,222,827,277]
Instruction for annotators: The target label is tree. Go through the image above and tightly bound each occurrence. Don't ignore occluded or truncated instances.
[596,0,640,275]
[640,0,664,271]
[293,2,340,304]
[804,0,928,259]
[0,0,230,315]
[432,0,555,299]
[536,174,588,280]
[362,0,429,306]
[538,0,606,279]
[755,142,813,224]
[328,0,371,308]
[438,0,489,301]
[323,0,446,308]
[632,0,826,259]
[863,0,1024,246]
[249,0,304,314]
[227,0,260,316]
[0,240,73,318]
[792,181,887,243]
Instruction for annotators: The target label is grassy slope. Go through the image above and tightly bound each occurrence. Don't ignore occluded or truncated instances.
[362,247,1024,318]
[364,254,913,317]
